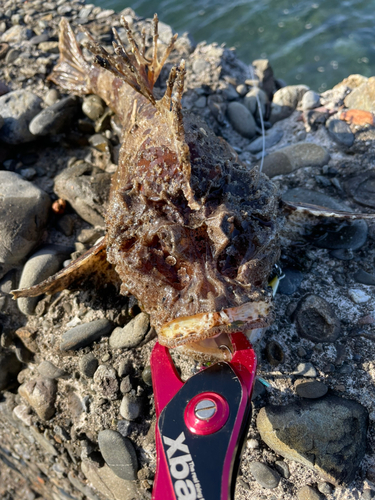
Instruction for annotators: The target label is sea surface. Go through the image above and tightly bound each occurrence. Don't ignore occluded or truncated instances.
[93,0,375,92]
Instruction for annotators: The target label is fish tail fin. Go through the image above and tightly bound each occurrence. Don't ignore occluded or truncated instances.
[81,13,178,105]
[48,18,91,94]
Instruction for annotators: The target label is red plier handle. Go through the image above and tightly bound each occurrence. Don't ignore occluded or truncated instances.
[150,331,257,500]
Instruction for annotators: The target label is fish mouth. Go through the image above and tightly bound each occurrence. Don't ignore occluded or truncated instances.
[158,300,273,360]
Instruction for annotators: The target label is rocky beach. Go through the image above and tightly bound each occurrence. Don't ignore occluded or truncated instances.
[0,1,375,500]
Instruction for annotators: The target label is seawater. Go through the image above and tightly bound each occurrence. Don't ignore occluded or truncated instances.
[92,0,375,91]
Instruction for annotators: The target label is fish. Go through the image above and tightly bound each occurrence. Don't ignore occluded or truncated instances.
[12,15,375,360]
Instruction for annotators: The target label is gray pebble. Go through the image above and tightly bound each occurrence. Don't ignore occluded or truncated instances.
[109,312,150,349]
[142,365,152,386]
[274,460,290,479]
[245,129,283,154]
[227,101,256,139]
[327,119,354,147]
[120,375,132,394]
[117,419,132,437]
[117,359,132,378]
[317,482,334,495]
[44,88,60,107]
[294,294,341,343]
[353,269,375,286]
[60,319,113,351]
[82,95,105,121]
[120,394,142,420]
[5,48,21,64]
[98,429,138,480]
[296,380,328,399]
[29,95,78,136]
[93,365,119,400]
[249,462,280,489]
[244,87,268,117]
[0,171,50,280]
[0,90,42,144]
[301,90,320,110]
[294,363,317,378]
[278,268,304,295]
[222,84,238,101]
[297,485,322,500]
[361,489,375,500]
[17,245,72,315]
[37,360,67,380]
[79,353,98,378]
[18,377,57,420]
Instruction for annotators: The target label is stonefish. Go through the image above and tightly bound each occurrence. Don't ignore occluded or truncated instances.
[12,16,375,360]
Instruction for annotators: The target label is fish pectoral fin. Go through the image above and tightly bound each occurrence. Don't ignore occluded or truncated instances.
[81,13,178,106]
[11,237,119,299]
[282,200,375,220]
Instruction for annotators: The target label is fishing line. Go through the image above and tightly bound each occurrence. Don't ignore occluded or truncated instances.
[248,63,266,177]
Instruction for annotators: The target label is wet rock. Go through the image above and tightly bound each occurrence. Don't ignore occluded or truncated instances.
[79,353,99,378]
[54,161,111,226]
[300,90,320,110]
[17,245,72,315]
[82,460,140,500]
[348,289,371,304]
[265,340,284,366]
[252,59,276,100]
[141,365,152,386]
[98,430,138,480]
[273,84,309,109]
[18,377,57,420]
[344,170,375,209]
[353,269,375,286]
[82,95,106,121]
[0,352,22,391]
[29,95,79,136]
[120,394,142,420]
[297,485,322,500]
[278,268,304,295]
[245,129,283,154]
[249,462,280,489]
[60,319,113,351]
[327,119,354,147]
[109,312,150,349]
[37,360,67,380]
[294,294,341,343]
[227,101,256,139]
[262,143,330,178]
[344,76,375,112]
[93,365,119,400]
[0,90,42,144]
[257,395,368,484]
[296,380,328,399]
[0,171,50,279]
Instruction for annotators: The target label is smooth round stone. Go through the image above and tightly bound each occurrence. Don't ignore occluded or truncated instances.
[5,48,21,64]
[278,268,304,295]
[296,380,328,399]
[18,377,57,420]
[79,353,98,378]
[301,90,320,110]
[82,95,105,121]
[120,376,132,394]
[109,312,150,349]
[0,171,50,280]
[294,294,340,343]
[249,462,280,489]
[222,84,238,101]
[98,430,138,480]
[272,84,309,109]
[245,129,283,154]
[327,119,354,147]
[317,482,334,495]
[353,269,375,286]
[294,363,317,378]
[60,319,113,351]
[141,365,152,386]
[262,143,330,178]
[120,394,142,421]
[297,485,322,500]
[44,88,60,107]
[348,289,371,304]
[0,90,42,144]
[227,101,256,139]
[17,245,72,315]
[244,87,267,117]
[29,95,78,136]
[265,340,284,366]
[37,360,66,380]
[236,84,248,97]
